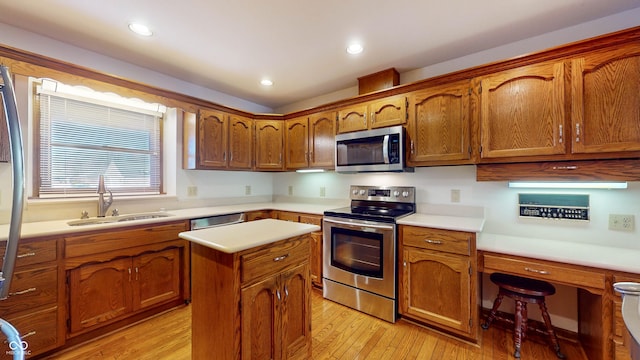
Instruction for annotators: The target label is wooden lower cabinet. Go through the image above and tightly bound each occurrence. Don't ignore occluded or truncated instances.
[241,263,311,360]
[0,236,63,359]
[399,225,478,342]
[191,234,312,360]
[613,273,640,360]
[64,221,190,339]
[68,247,183,335]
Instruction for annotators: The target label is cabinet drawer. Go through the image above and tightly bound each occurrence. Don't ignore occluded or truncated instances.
[483,253,605,290]
[2,307,59,359]
[401,226,471,256]
[0,238,57,268]
[299,215,322,227]
[0,266,57,314]
[277,211,300,222]
[241,236,310,285]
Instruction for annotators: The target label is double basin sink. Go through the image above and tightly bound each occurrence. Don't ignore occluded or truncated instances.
[67,212,173,226]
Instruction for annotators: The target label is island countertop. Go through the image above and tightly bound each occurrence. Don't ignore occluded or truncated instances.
[178,218,320,253]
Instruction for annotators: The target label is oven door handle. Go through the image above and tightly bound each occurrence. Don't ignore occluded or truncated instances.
[324,218,394,231]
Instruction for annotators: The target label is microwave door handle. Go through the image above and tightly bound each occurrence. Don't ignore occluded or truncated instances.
[382,135,390,164]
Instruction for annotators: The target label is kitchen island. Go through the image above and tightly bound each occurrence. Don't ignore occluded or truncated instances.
[179,219,320,360]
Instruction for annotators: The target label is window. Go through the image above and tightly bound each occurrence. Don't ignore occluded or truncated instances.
[34,80,164,197]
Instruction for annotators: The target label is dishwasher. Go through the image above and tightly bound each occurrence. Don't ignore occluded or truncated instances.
[190,212,245,230]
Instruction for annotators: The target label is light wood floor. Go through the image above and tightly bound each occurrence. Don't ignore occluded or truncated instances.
[45,290,587,359]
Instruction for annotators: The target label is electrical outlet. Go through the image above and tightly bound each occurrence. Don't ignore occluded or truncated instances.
[245,185,251,195]
[451,189,460,203]
[288,185,293,196]
[320,186,326,197]
[187,186,197,197]
[609,214,635,231]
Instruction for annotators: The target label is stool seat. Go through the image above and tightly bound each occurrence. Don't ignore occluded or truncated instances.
[482,272,565,359]
[490,272,556,297]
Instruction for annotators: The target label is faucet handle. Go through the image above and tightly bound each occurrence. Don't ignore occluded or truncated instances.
[111,208,119,217]
[81,210,89,219]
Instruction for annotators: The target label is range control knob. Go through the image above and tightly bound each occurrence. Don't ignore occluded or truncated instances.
[402,191,410,197]
[359,189,366,196]
[393,191,400,197]
[352,189,359,196]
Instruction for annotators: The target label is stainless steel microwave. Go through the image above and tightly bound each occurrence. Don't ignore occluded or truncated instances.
[335,125,411,173]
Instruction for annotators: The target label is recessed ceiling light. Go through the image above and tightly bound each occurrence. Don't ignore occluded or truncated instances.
[260,79,273,86]
[347,43,363,55]
[128,23,153,37]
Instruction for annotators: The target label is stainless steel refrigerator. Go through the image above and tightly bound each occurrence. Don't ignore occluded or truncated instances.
[0,65,26,360]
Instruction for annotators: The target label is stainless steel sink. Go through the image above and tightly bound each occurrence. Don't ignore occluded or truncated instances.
[67,212,173,226]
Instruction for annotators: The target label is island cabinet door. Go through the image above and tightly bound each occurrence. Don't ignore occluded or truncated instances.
[241,275,281,360]
[400,247,472,336]
[281,263,311,360]
[68,258,134,334]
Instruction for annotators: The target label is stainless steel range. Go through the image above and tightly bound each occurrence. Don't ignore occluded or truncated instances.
[323,185,415,322]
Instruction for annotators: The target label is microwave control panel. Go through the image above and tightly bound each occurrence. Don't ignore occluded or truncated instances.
[518,193,589,221]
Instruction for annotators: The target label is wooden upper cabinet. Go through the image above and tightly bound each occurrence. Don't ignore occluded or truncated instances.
[337,104,368,133]
[308,111,335,169]
[255,120,284,171]
[228,115,253,169]
[285,111,336,170]
[337,95,407,133]
[369,94,407,129]
[571,43,640,155]
[479,61,567,159]
[407,80,472,165]
[197,109,228,168]
[285,116,309,169]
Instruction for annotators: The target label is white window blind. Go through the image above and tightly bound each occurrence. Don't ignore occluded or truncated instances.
[37,90,162,197]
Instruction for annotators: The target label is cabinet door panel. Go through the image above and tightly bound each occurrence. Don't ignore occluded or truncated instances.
[369,95,407,129]
[337,105,367,133]
[281,263,311,359]
[480,61,566,158]
[68,258,133,334]
[308,111,335,169]
[133,248,181,310]
[229,115,253,169]
[198,109,228,168]
[241,275,280,360]
[401,248,471,334]
[408,81,471,163]
[572,44,640,154]
[255,120,284,170]
[285,117,309,169]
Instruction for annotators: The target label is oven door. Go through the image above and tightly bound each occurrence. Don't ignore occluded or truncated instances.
[323,216,396,299]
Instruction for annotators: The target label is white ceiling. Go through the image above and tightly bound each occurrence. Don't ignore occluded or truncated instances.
[1,0,640,110]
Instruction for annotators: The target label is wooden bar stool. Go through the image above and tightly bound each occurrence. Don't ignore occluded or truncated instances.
[482,272,565,359]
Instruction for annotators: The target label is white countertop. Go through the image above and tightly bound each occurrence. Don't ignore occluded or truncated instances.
[397,213,485,233]
[478,233,640,274]
[0,202,337,241]
[179,218,320,253]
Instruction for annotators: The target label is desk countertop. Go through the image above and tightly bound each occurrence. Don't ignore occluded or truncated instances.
[478,233,640,274]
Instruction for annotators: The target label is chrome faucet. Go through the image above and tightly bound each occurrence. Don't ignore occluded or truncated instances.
[97,175,113,217]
